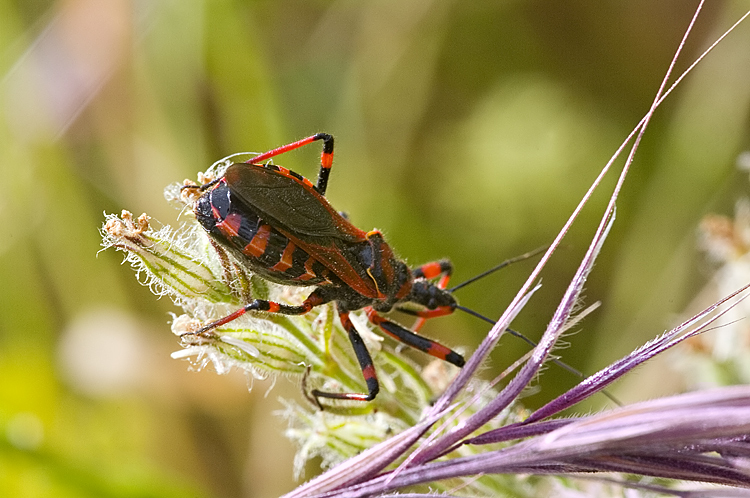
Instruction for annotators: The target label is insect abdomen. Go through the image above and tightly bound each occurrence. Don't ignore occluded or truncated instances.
[195,181,331,286]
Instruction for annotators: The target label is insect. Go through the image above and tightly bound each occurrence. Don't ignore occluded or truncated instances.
[182,133,466,404]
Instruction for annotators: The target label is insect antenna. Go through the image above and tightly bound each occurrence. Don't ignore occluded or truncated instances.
[455,304,621,406]
[449,249,622,407]
[448,245,547,293]
[456,305,582,377]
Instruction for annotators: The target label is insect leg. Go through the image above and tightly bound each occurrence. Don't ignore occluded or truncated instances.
[245,133,335,196]
[185,289,331,336]
[313,134,334,196]
[410,259,453,331]
[311,311,380,403]
[365,308,465,367]
[412,259,453,288]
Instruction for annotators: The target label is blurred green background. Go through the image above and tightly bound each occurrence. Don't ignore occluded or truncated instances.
[1,1,749,496]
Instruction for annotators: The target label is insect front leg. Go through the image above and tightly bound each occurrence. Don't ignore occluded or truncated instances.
[310,311,380,404]
[245,132,335,196]
[412,259,453,288]
[365,308,465,367]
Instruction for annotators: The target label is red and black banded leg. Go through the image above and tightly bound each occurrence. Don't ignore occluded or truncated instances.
[184,289,331,336]
[311,311,380,403]
[412,259,453,288]
[313,134,334,195]
[365,308,465,367]
[246,133,335,196]
[410,259,454,331]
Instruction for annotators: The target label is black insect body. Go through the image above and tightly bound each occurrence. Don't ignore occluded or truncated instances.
[186,134,464,403]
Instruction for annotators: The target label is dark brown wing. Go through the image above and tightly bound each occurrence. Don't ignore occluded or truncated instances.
[224,163,380,298]
[224,163,366,241]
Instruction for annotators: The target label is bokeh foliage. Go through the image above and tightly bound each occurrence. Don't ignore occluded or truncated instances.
[1,1,749,497]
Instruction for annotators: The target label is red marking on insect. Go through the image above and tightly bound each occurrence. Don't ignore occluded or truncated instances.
[297,256,318,282]
[426,342,453,362]
[267,302,281,313]
[418,261,444,280]
[321,151,333,170]
[243,223,271,258]
[215,212,242,238]
[361,364,377,381]
[271,242,296,272]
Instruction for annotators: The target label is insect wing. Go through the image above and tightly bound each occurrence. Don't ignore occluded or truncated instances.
[224,164,364,241]
[224,164,380,298]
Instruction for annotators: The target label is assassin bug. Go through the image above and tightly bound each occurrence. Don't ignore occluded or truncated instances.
[182,133,466,404]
